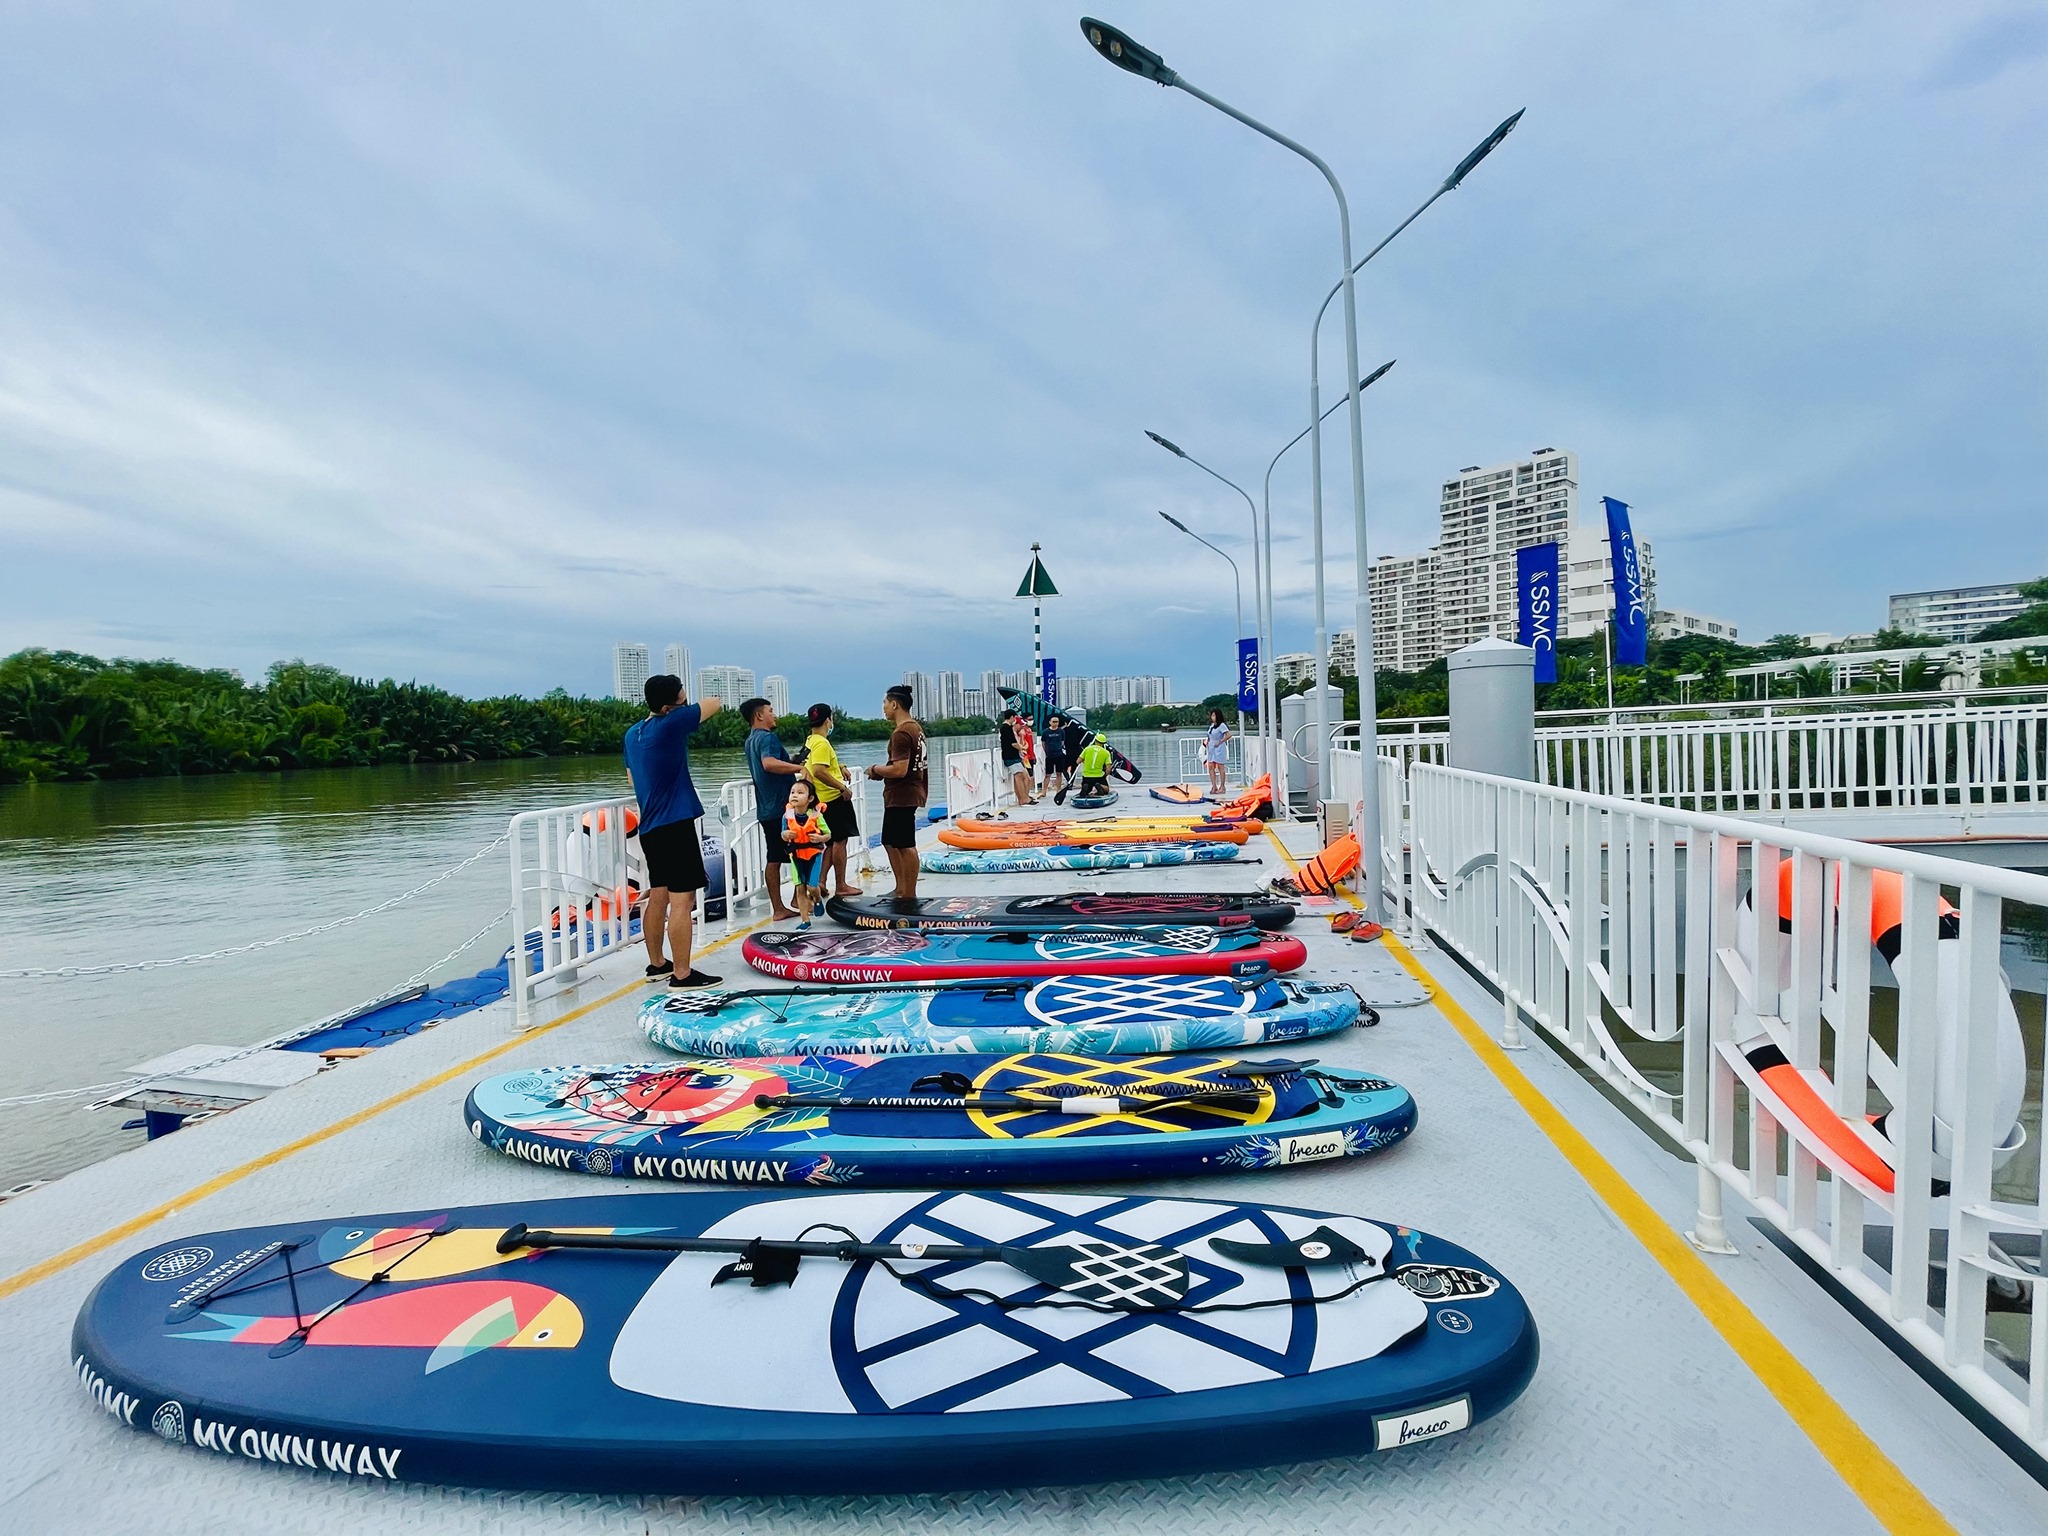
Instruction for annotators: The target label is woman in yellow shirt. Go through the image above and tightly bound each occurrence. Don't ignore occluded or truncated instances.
[803,703,861,897]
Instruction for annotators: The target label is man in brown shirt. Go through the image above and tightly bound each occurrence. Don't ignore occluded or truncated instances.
[865,683,928,903]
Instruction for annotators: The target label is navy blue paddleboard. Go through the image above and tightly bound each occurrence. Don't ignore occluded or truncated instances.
[75,1190,1536,1495]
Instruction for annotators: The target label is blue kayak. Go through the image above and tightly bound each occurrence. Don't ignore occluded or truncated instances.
[464,1052,1415,1186]
[639,971,1365,1057]
[76,1189,1536,1493]
[923,841,1242,874]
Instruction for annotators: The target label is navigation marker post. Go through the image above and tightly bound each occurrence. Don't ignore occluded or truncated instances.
[1017,546,1060,788]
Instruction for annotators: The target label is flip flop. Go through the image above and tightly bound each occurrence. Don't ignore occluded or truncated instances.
[1348,922,1385,944]
[1328,912,1361,934]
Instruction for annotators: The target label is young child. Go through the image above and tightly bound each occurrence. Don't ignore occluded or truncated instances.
[781,778,831,928]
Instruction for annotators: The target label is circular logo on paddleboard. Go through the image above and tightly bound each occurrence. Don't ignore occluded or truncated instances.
[141,1246,214,1283]
[151,1401,187,1443]
[583,1147,618,1176]
[1436,1309,1473,1334]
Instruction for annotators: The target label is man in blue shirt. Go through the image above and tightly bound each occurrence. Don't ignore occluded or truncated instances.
[741,696,803,922]
[623,673,723,988]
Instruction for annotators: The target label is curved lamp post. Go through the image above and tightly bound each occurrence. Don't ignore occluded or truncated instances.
[1146,432,1267,753]
[1156,508,1245,736]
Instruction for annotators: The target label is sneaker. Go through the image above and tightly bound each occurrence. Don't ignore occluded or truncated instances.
[668,969,723,990]
[796,919,812,931]
[643,959,674,979]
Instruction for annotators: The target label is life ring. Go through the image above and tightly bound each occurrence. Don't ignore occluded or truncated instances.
[1733,859,2025,1193]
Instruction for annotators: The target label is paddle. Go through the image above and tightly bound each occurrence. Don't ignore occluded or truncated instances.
[751,1085,1270,1115]
[496,1223,1192,1311]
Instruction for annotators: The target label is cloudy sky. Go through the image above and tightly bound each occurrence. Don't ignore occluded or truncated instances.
[1,3,2042,703]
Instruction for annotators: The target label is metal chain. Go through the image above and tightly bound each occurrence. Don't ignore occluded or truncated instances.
[0,903,517,1112]
[0,832,508,979]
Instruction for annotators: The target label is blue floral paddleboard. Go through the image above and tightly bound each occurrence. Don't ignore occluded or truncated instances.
[742,924,1307,982]
[640,971,1362,1056]
[464,1052,1414,1186]
[75,1189,1536,1494]
[923,841,1243,874]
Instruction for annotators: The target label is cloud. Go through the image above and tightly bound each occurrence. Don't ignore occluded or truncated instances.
[0,1,2041,697]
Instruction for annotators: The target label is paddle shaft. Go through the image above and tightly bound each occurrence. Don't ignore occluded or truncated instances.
[499,1225,1001,1265]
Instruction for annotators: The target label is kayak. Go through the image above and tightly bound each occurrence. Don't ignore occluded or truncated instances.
[742,925,1306,982]
[940,820,1252,850]
[825,892,1295,932]
[639,970,1363,1056]
[78,1190,1535,1493]
[464,1051,1415,1186]
[923,841,1243,874]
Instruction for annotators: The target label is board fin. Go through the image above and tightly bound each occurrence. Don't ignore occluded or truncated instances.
[1208,1225,1372,1270]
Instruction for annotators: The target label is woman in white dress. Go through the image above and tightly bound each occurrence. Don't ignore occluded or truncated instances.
[1202,709,1231,796]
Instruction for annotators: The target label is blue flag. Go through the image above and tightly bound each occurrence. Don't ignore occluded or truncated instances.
[1040,657,1057,705]
[1604,496,1650,668]
[1236,637,1259,715]
[1515,542,1560,684]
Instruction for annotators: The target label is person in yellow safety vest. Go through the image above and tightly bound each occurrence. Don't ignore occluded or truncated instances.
[1076,735,1112,799]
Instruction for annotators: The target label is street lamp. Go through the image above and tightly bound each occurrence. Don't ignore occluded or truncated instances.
[1258,358,1391,778]
[1080,15,1391,914]
[1300,110,1522,814]
[1155,508,1245,738]
[1146,431,1268,757]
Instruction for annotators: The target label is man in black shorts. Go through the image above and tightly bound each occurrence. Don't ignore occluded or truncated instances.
[865,684,928,904]
[741,696,802,921]
[1042,712,1075,799]
[623,674,723,988]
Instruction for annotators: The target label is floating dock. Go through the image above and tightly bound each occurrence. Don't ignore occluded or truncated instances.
[2,816,2043,1531]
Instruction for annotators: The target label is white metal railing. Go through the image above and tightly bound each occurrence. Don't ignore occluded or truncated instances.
[715,780,770,921]
[1177,730,1247,788]
[508,794,643,1025]
[1398,760,2048,1450]
[1331,696,2048,825]
[946,747,1001,819]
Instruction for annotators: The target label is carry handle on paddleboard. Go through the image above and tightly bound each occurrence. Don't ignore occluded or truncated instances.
[497,1223,1193,1311]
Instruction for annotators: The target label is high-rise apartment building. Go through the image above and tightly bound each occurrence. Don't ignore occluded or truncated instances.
[1273,652,1316,687]
[934,671,966,720]
[762,675,790,716]
[612,642,650,701]
[1563,522,1658,641]
[979,669,1007,708]
[694,665,754,708]
[1366,551,1443,673]
[1888,584,2031,643]
[902,671,939,717]
[662,644,691,683]
[1437,450,1579,654]
[962,687,986,719]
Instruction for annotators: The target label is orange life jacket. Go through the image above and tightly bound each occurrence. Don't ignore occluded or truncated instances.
[1296,832,1361,896]
[783,806,829,855]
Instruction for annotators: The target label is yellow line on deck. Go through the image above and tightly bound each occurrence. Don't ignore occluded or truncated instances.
[0,920,767,1304]
[1261,826,1953,1536]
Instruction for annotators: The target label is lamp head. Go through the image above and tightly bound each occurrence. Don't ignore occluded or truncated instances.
[1145,430,1187,458]
[1359,359,1396,392]
[1443,108,1524,191]
[1158,510,1190,533]
[1080,18,1176,85]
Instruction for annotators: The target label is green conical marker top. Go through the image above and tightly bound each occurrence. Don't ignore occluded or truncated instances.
[1015,544,1059,598]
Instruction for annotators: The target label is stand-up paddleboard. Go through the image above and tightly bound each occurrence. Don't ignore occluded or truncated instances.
[1069,789,1118,808]
[743,925,1306,982]
[77,1190,1534,1494]
[826,892,1296,932]
[640,970,1363,1057]
[1150,784,1213,805]
[941,817,1253,851]
[923,841,1243,875]
[464,1053,1414,1186]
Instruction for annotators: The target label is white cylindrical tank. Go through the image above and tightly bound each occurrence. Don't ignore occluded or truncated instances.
[1448,638,1535,781]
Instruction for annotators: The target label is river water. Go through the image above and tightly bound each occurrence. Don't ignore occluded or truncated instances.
[0,730,1207,1188]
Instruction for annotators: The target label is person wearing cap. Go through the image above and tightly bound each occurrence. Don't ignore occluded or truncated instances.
[622,674,722,988]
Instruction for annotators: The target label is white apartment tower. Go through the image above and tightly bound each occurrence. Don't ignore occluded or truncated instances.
[694,665,755,708]
[903,671,939,717]
[612,642,651,701]
[936,671,966,720]
[762,674,791,716]
[1564,523,1658,641]
[1437,450,1578,654]
[1366,550,1443,673]
[662,644,691,683]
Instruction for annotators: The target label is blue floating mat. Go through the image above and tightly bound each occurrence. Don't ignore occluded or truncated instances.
[75,1189,1537,1494]
[465,1052,1414,1186]
[641,971,1361,1056]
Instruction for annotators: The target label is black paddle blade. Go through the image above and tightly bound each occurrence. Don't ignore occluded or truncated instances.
[1208,1225,1371,1270]
[710,1239,804,1291]
[999,1239,1190,1310]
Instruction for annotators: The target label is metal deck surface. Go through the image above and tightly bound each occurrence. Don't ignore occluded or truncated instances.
[3,814,2044,1533]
